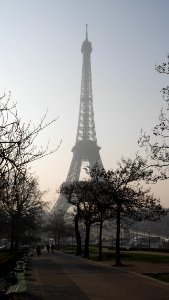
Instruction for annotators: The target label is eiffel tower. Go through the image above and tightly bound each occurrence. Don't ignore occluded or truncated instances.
[54,25,103,211]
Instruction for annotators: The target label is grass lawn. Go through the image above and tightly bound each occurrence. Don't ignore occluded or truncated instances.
[144,273,169,283]
[120,251,169,264]
[89,249,169,283]
[88,249,169,264]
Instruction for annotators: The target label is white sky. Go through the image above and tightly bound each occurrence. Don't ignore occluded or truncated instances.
[0,0,169,207]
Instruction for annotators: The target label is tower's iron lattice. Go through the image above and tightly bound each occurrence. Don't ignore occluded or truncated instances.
[54,26,103,211]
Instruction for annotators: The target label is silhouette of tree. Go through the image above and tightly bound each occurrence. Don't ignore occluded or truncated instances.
[71,181,98,258]
[87,157,165,265]
[85,164,114,260]
[60,180,105,257]
[46,209,73,249]
[0,91,60,177]
[0,91,60,249]
[139,55,169,178]
[0,167,46,250]
[60,182,83,255]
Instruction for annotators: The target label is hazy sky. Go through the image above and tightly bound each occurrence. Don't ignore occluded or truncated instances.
[0,0,169,207]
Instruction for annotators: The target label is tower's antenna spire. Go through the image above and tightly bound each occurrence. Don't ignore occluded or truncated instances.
[86,24,88,39]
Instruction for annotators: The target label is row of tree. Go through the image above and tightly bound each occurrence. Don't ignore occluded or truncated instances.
[60,158,166,265]
[59,55,169,265]
[0,92,58,250]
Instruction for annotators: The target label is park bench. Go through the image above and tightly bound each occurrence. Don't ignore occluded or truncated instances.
[0,276,7,296]
[6,271,26,298]
[0,269,26,299]
[15,260,26,273]
[0,249,32,299]
[0,249,32,298]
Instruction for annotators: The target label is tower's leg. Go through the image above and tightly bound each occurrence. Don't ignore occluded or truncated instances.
[66,156,82,182]
[54,146,103,212]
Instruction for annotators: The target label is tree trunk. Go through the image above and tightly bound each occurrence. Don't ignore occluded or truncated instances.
[14,230,19,250]
[83,223,90,258]
[115,205,123,266]
[54,234,57,246]
[98,217,103,261]
[74,212,82,256]
[10,218,15,251]
[14,214,20,250]
[57,236,60,250]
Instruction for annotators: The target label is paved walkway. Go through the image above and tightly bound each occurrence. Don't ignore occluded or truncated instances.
[25,253,89,299]
[22,250,169,299]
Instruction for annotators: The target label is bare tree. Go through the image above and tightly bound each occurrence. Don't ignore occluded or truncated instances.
[0,90,61,249]
[85,157,165,265]
[85,164,115,261]
[139,55,169,178]
[0,165,47,250]
[100,157,165,266]
[71,181,98,258]
[0,91,60,177]
[60,182,83,256]
[61,178,112,259]
[46,209,73,249]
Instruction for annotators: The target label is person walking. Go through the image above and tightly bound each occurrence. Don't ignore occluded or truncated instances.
[46,244,50,253]
[51,244,55,253]
[36,244,41,256]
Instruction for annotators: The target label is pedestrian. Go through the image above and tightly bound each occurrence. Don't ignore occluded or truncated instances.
[36,244,41,256]
[51,244,55,253]
[46,244,50,253]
